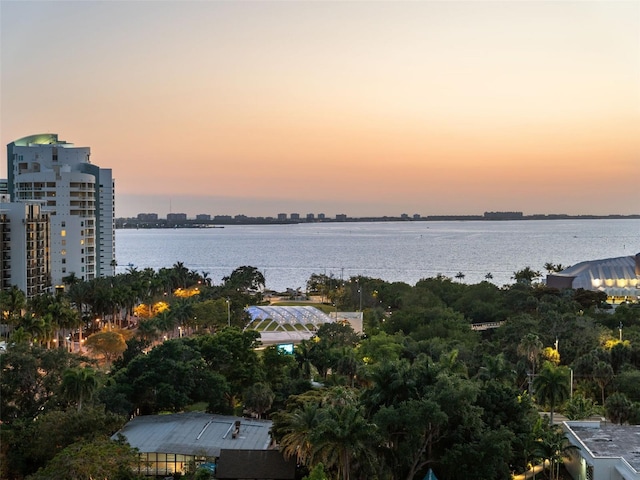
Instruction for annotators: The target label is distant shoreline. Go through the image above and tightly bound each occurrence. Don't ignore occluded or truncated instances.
[115,213,640,229]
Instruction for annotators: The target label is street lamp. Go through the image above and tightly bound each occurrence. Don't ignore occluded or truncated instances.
[619,321,623,341]
[226,298,231,327]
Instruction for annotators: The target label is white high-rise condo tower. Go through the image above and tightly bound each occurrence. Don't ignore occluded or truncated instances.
[7,133,115,289]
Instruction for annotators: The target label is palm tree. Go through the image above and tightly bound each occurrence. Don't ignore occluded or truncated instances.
[67,281,91,346]
[0,286,26,335]
[273,402,321,466]
[512,267,542,285]
[136,319,160,343]
[61,367,98,411]
[243,382,275,419]
[534,425,577,480]
[476,353,515,384]
[517,333,543,393]
[312,402,377,480]
[170,298,194,335]
[533,362,570,425]
[19,312,45,345]
[153,310,176,338]
[455,272,465,283]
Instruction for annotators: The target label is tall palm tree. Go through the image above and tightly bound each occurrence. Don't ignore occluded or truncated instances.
[67,281,91,346]
[533,362,570,425]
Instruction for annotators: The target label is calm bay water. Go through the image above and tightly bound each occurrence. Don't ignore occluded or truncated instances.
[115,219,639,292]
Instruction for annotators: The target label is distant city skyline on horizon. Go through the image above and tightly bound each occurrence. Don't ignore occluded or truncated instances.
[2,1,639,218]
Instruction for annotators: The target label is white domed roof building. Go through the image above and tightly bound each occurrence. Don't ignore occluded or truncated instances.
[546,253,640,303]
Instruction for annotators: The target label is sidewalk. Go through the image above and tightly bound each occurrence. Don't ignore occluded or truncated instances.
[512,460,549,480]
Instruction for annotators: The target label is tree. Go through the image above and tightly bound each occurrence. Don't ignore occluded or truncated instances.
[223,266,265,293]
[26,437,143,480]
[273,401,322,466]
[544,263,566,273]
[534,425,577,480]
[303,463,329,480]
[4,406,126,478]
[517,333,543,393]
[85,330,128,367]
[0,285,26,332]
[564,393,599,421]
[316,322,360,350]
[373,398,447,480]
[243,382,275,418]
[604,392,633,424]
[512,267,542,285]
[475,353,516,385]
[61,367,99,411]
[533,362,570,425]
[306,273,333,302]
[0,344,83,422]
[311,399,377,480]
[593,361,614,406]
[197,329,264,409]
[107,338,229,415]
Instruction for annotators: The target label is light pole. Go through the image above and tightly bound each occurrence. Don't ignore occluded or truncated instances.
[619,321,623,341]
[226,298,231,327]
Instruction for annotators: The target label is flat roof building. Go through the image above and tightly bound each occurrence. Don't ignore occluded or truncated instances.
[113,412,275,477]
[563,421,640,480]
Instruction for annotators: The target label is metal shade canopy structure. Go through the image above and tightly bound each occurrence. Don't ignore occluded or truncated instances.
[245,306,335,345]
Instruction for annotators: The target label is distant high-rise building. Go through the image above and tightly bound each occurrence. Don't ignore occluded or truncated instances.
[277,213,287,221]
[0,202,52,297]
[317,213,325,220]
[137,213,158,222]
[167,213,187,222]
[290,213,300,221]
[195,214,211,221]
[7,134,115,289]
[306,213,315,221]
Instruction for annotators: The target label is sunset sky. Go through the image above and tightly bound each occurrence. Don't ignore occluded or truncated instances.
[2,1,639,218]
